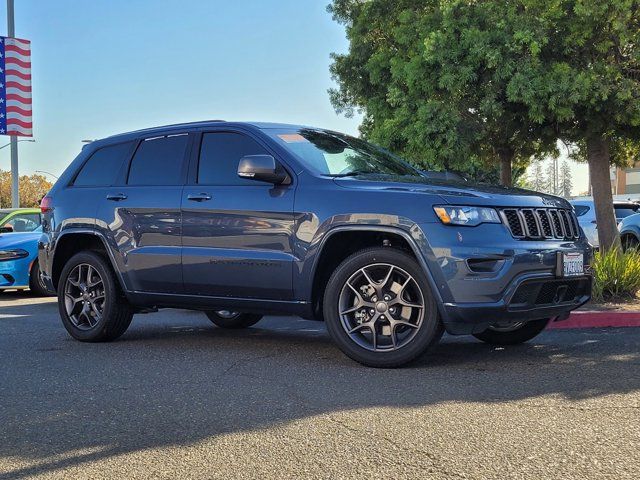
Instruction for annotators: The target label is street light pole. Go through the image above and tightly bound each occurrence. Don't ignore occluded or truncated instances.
[6,0,19,208]
[35,170,59,180]
[0,139,34,150]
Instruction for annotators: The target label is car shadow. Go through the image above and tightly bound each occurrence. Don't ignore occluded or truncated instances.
[1,297,639,478]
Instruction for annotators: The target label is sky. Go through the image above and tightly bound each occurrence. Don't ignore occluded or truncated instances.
[0,0,588,195]
[0,0,362,180]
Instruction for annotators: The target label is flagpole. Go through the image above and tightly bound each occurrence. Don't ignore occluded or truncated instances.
[6,0,18,207]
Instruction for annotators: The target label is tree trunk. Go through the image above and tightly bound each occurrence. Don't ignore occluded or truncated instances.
[586,134,620,252]
[499,150,513,187]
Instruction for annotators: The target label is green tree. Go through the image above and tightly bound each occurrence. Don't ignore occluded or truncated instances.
[329,0,640,251]
[501,1,640,250]
[527,161,545,192]
[328,0,557,186]
[559,161,573,198]
[543,159,559,196]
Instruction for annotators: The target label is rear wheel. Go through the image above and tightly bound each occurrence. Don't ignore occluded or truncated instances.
[205,310,263,329]
[58,251,133,342]
[323,247,443,368]
[472,319,550,345]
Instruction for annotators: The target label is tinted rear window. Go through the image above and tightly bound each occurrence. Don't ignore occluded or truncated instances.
[573,205,590,217]
[198,132,271,185]
[127,135,189,185]
[73,142,133,186]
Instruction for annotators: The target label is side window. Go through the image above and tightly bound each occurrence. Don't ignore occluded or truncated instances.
[614,206,640,219]
[127,134,189,186]
[573,205,590,217]
[198,132,271,185]
[6,213,41,232]
[73,142,134,187]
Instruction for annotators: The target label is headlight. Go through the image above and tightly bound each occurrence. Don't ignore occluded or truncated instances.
[0,249,29,261]
[433,206,501,227]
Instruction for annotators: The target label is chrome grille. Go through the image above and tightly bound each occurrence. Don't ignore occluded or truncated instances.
[500,208,580,240]
[521,209,539,237]
[502,209,524,237]
[559,210,573,237]
[549,210,564,237]
[536,209,553,237]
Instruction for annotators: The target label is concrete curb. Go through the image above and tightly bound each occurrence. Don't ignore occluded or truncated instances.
[548,310,640,329]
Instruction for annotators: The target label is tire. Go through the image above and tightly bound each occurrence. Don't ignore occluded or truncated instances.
[323,247,443,368]
[205,310,263,329]
[622,234,639,252]
[29,261,53,297]
[472,318,550,345]
[58,251,133,342]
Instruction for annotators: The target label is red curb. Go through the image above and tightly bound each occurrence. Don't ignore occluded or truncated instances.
[548,311,640,329]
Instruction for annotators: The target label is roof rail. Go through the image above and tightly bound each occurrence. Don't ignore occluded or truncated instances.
[107,119,227,138]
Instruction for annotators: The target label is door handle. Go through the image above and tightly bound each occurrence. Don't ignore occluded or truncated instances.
[187,193,212,202]
[106,193,128,201]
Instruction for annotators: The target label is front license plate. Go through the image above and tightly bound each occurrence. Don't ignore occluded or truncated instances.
[562,252,584,277]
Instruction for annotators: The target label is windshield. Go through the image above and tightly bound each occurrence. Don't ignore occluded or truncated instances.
[267,128,421,177]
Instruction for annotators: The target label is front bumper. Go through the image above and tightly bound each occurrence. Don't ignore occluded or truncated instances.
[415,222,593,334]
[441,274,592,334]
[0,258,31,289]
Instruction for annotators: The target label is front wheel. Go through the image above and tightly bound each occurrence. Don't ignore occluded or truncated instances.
[472,318,550,345]
[622,234,639,252]
[323,247,443,368]
[205,310,263,329]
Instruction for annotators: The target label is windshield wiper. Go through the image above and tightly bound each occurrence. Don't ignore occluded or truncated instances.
[324,171,372,178]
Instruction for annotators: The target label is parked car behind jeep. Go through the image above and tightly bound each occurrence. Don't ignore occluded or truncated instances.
[0,226,50,295]
[571,199,640,248]
[618,212,640,250]
[39,121,592,367]
[0,208,42,233]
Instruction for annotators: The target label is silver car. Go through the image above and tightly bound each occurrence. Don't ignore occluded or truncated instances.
[571,199,640,247]
[618,212,640,250]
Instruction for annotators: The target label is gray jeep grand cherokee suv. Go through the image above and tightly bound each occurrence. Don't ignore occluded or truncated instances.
[38,121,592,367]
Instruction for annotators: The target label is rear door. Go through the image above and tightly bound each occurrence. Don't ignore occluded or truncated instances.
[97,133,191,294]
[64,140,137,238]
[181,129,296,300]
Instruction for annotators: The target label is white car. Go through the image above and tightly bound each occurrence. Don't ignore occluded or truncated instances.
[570,199,640,247]
[618,212,640,250]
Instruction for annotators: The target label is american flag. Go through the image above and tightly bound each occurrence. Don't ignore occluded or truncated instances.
[0,36,32,137]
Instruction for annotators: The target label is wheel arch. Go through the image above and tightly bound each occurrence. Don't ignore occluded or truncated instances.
[51,230,126,292]
[309,225,445,321]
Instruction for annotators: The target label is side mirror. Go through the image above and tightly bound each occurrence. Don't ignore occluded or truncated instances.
[238,155,289,185]
[0,226,14,233]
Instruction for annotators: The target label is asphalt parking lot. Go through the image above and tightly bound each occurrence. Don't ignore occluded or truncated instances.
[1,293,639,479]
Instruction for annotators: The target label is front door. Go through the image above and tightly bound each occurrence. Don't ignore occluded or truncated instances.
[181,130,295,300]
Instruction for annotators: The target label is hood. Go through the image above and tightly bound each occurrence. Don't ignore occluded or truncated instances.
[0,231,41,249]
[333,175,570,209]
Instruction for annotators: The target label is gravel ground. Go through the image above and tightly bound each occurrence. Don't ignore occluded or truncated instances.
[1,293,639,479]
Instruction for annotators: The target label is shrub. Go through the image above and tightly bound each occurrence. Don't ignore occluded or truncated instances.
[592,248,640,302]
